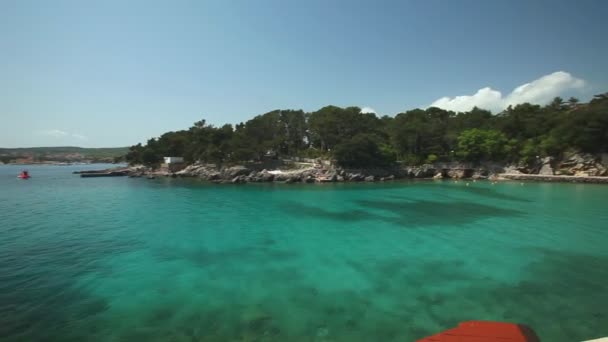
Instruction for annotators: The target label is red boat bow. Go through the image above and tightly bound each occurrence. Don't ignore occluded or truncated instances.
[417,321,540,342]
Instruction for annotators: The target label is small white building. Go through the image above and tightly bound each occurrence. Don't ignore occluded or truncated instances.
[163,156,184,164]
[163,156,185,172]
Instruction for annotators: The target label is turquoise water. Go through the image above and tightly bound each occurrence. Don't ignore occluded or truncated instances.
[1,165,607,341]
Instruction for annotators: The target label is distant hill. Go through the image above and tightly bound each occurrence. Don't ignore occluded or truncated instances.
[0,146,129,164]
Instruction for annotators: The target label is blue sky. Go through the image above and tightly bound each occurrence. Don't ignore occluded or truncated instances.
[1,0,607,147]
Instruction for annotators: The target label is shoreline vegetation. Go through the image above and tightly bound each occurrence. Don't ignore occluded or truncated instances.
[2,161,119,166]
[0,147,128,165]
[116,92,607,184]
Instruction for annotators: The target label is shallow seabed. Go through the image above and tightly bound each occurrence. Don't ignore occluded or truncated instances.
[1,165,607,341]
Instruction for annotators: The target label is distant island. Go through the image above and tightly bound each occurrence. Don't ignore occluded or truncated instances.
[116,93,607,183]
[0,146,129,165]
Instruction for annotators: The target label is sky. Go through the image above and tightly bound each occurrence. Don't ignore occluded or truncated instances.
[1,0,607,148]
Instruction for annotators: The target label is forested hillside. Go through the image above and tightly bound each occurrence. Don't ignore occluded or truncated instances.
[0,147,128,164]
[126,93,608,168]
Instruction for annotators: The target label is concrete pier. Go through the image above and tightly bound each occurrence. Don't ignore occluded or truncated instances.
[80,170,128,178]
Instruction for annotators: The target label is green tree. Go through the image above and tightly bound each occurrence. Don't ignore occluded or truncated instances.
[549,96,565,111]
[519,139,541,165]
[278,110,308,155]
[333,134,396,168]
[590,92,608,105]
[142,150,161,166]
[496,103,545,140]
[553,108,608,153]
[241,111,284,159]
[125,143,144,164]
[390,107,452,162]
[457,129,510,162]
[567,97,579,108]
[156,130,191,158]
[308,106,383,152]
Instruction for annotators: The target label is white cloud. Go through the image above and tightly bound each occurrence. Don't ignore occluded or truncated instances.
[361,106,376,114]
[431,87,502,113]
[43,129,69,137]
[39,129,87,141]
[71,133,87,140]
[429,71,585,113]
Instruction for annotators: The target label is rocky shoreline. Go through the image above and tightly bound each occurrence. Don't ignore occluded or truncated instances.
[80,152,608,184]
[497,173,608,184]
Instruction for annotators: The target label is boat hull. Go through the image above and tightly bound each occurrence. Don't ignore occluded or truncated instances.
[417,321,540,342]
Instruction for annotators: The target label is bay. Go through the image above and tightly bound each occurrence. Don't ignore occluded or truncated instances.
[1,165,607,341]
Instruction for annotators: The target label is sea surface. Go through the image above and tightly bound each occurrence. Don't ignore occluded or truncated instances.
[1,164,607,341]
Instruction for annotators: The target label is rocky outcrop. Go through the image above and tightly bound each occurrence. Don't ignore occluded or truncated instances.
[222,166,251,179]
[249,170,274,182]
[556,152,607,176]
[270,168,313,183]
[152,162,493,183]
[347,173,365,182]
[538,157,554,175]
[405,164,436,178]
[232,175,248,184]
[503,164,523,174]
[446,169,466,179]
[103,151,607,185]
[174,164,219,179]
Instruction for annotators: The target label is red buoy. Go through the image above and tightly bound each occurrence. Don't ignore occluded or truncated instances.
[417,321,540,342]
[18,170,30,179]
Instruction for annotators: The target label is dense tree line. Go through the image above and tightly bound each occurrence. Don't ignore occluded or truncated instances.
[126,93,608,167]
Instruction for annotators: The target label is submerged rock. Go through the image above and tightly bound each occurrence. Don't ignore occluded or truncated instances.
[316,326,330,338]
